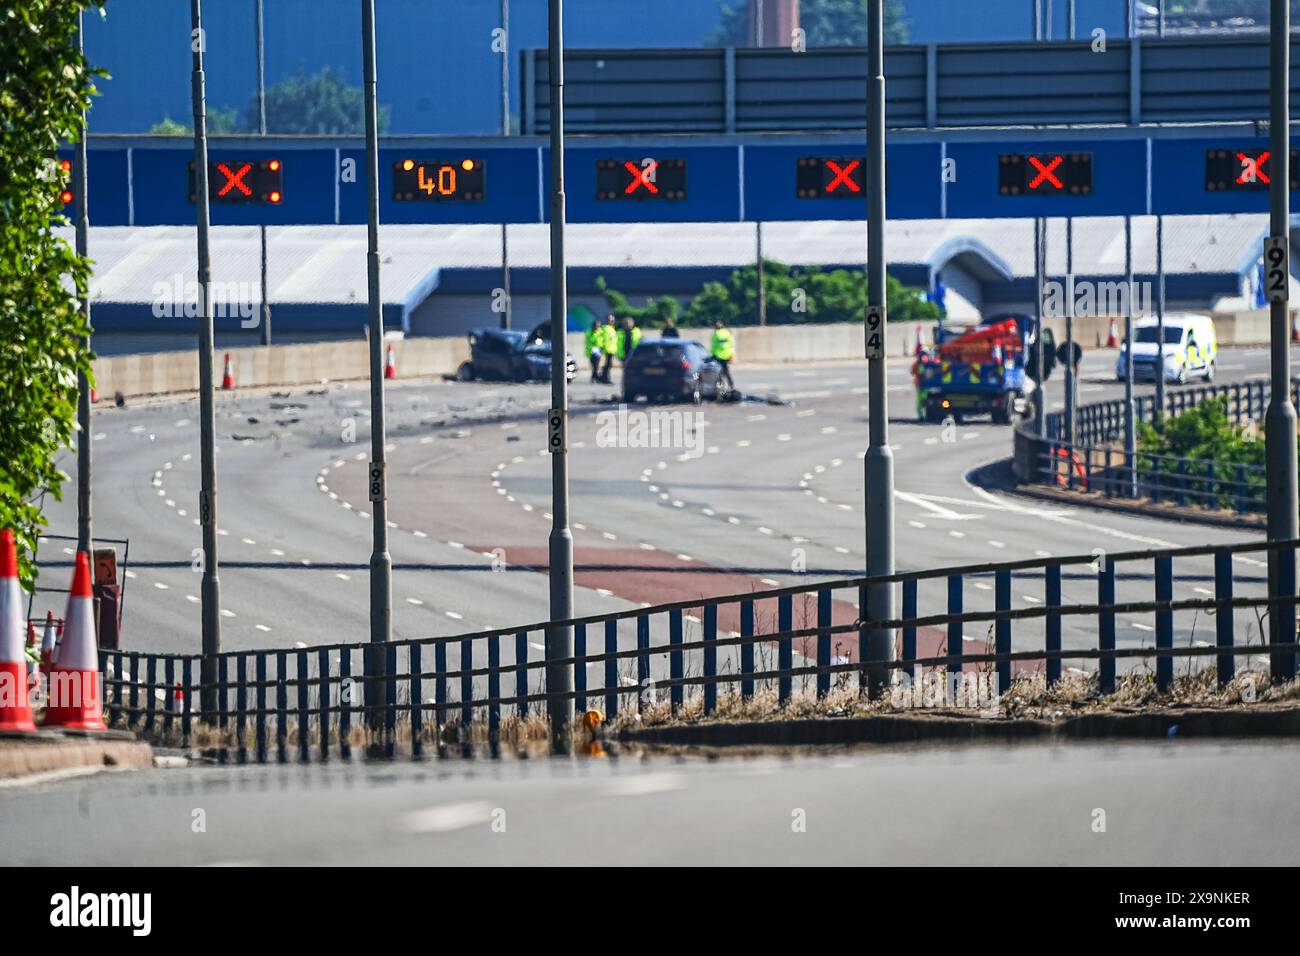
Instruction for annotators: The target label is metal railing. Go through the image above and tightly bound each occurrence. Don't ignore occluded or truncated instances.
[1028,377,1291,514]
[98,537,1299,761]
[521,37,1300,134]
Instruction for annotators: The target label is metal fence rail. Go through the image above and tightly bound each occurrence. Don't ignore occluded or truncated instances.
[99,537,1299,762]
[521,37,1300,134]
[1032,377,1292,513]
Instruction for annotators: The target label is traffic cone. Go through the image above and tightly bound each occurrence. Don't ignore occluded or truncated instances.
[384,344,397,380]
[221,353,235,390]
[171,681,184,716]
[0,529,36,733]
[41,552,105,731]
[40,611,56,670]
[1106,318,1119,348]
[90,387,98,403]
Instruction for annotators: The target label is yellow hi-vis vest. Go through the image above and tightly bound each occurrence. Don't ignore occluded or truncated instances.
[711,328,735,361]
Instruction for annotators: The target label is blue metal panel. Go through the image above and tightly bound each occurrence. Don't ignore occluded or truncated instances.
[1099,560,1116,695]
[559,146,741,224]
[703,604,718,715]
[740,599,755,698]
[778,594,793,704]
[816,588,832,698]
[902,579,918,680]
[365,147,542,226]
[995,569,1012,693]
[1152,137,1300,216]
[130,148,338,226]
[946,139,1148,218]
[669,609,683,712]
[60,148,130,227]
[636,614,650,708]
[947,574,963,678]
[1046,564,1062,686]
[1155,555,1174,691]
[574,624,586,714]
[604,619,619,718]
[743,143,942,222]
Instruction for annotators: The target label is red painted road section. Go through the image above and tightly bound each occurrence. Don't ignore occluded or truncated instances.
[479,544,1040,676]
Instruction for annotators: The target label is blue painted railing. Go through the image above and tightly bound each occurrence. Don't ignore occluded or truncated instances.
[100,537,1299,761]
[1032,378,1292,514]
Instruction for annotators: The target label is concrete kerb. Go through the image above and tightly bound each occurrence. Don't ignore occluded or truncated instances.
[0,732,154,781]
[968,457,1268,531]
[617,706,1300,748]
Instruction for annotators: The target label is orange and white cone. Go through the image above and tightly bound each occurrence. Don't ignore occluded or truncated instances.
[41,551,105,731]
[171,681,185,716]
[0,529,36,733]
[221,353,236,390]
[384,344,397,380]
[40,611,56,670]
[1106,318,1119,348]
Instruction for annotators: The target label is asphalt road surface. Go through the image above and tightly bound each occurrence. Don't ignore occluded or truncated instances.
[2,741,1295,865]
[33,344,1286,677]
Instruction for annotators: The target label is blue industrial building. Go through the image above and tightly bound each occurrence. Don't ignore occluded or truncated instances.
[84,0,1141,135]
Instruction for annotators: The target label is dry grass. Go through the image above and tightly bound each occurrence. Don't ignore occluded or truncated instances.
[107,667,1300,752]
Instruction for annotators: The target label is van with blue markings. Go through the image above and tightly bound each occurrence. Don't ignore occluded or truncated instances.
[1116,315,1218,385]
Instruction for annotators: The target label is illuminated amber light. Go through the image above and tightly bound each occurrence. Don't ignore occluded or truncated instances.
[402,158,415,171]
[460,158,474,171]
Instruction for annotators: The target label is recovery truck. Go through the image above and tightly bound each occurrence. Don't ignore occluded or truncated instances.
[912,314,1054,425]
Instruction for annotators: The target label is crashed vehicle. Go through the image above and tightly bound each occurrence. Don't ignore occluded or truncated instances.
[455,323,577,384]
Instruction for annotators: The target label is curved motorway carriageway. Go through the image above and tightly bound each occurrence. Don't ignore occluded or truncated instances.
[37,345,1287,678]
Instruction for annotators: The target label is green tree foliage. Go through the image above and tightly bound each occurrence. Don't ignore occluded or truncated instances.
[684,261,940,326]
[711,0,910,47]
[1136,397,1280,510]
[148,107,240,136]
[149,69,387,136]
[0,1,102,586]
[255,68,389,135]
[594,277,681,327]
[597,262,940,329]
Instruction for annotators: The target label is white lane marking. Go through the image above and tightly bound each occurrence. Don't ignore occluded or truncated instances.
[895,491,983,521]
[336,573,351,581]
[445,611,463,620]
[255,624,271,633]
[964,479,1179,549]
[604,773,686,797]
[402,802,495,834]
[1131,622,1154,632]
[406,598,424,606]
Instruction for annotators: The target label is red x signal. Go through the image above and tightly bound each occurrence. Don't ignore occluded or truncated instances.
[825,159,861,193]
[1027,155,1064,190]
[216,162,253,198]
[623,160,659,195]
[1237,150,1271,185]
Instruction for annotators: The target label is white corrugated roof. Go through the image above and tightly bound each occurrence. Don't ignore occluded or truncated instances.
[61,214,1269,307]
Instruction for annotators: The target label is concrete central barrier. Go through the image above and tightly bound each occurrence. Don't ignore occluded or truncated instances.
[94,308,1280,402]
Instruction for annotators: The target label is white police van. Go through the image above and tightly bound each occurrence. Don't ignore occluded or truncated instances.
[1116,314,1218,385]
